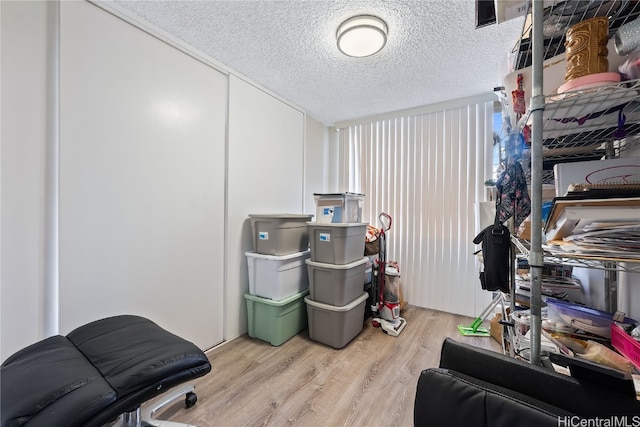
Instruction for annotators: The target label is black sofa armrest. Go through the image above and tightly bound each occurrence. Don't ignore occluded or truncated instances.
[414,368,566,427]
[437,338,640,418]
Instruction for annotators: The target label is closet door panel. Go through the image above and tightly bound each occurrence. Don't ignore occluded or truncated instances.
[59,1,225,348]
[226,75,305,338]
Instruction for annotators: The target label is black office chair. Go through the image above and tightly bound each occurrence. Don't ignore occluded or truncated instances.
[1,315,211,427]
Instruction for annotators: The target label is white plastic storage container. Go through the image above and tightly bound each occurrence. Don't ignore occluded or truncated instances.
[307,222,367,265]
[249,214,313,256]
[305,292,368,349]
[246,250,310,300]
[313,193,364,223]
[306,257,368,306]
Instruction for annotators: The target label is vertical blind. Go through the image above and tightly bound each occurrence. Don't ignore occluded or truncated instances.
[335,100,495,317]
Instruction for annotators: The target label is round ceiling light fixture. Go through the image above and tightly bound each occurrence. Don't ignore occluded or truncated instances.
[336,15,388,57]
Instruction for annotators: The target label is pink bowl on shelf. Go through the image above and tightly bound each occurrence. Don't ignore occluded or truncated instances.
[557,71,621,93]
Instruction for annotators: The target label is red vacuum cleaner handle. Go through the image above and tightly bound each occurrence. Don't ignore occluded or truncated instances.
[379,212,392,232]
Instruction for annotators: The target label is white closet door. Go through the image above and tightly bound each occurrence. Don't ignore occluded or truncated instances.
[59,1,226,349]
[226,76,305,339]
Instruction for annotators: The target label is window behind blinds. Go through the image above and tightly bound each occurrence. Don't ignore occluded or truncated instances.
[335,99,496,317]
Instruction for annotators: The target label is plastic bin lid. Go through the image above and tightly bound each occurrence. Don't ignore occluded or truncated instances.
[245,250,311,260]
[313,192,365,197]
[249,213,314,219]
[306,222,368,228]
[305,257,368,269]
[305,292,368,311]
[244,289,309,306]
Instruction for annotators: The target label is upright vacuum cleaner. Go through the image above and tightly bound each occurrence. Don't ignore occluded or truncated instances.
[371,213,407,336]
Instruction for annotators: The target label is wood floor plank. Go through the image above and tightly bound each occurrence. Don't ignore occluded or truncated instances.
[153,305,501,426]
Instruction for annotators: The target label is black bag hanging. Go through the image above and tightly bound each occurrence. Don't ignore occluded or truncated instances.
[473,193,511,294]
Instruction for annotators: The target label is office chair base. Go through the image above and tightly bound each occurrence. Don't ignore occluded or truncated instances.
[114,384,200,427]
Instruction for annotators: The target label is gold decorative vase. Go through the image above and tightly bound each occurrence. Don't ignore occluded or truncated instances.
[564,17,609,81]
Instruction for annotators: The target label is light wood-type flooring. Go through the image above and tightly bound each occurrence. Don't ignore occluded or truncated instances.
[154,305,502,427]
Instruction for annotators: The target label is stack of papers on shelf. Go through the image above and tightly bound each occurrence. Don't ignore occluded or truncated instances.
[546,204,640,240]
[546,224,640,259]
[543,192,640,260]
[517,274,585,304]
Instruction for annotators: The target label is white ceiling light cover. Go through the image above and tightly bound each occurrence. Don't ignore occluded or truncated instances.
[337,15,388,57]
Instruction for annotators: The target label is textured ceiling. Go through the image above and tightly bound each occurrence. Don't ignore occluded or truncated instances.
[113,0,526,126]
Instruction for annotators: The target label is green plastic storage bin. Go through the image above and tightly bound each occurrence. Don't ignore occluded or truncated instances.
[245,289,309,346]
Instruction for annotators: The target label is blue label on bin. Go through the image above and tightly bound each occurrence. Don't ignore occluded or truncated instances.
[319,233,330,242]
[258,232,269,240]
[322,207,334,216]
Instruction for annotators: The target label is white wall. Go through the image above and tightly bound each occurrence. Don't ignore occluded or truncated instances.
[304,117,329,214]
[0,1,322,361]
[1,0,53,358]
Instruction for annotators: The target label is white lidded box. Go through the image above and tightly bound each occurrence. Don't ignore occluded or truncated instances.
[307,222,367,265]
[246,250,310,300]
[249,214,314,256]
[305,292,368,349]
[553,156,640,197]
[306,257,368,306]
[313,193,365,223]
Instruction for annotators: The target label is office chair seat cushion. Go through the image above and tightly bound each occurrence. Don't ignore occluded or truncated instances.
[1,335,116,427]
[66,315,208,398]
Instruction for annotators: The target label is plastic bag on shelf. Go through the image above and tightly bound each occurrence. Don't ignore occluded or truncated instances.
[578,340,636,374]
[618,48,640,80]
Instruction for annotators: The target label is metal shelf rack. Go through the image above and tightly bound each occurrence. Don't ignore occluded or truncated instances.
[512,237,640,273]
[507,0,640,365]
[518,78,640,183]
[514,1,640,71]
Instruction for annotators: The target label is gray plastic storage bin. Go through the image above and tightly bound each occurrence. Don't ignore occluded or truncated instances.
[305,292,368,349]
[306,257,368,306]
[307,222,367,265]
[314,192,365,223]
[246,250,310,300]
[249,214,313,256]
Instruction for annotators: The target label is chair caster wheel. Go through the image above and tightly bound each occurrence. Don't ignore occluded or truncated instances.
[185,391,198,408]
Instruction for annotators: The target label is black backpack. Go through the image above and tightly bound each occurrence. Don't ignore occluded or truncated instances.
[473,218,511,293]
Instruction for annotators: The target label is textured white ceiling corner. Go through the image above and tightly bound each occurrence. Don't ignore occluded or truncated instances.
[113,0,525,126]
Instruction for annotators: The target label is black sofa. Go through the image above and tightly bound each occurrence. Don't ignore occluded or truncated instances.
[414,338,640,427]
